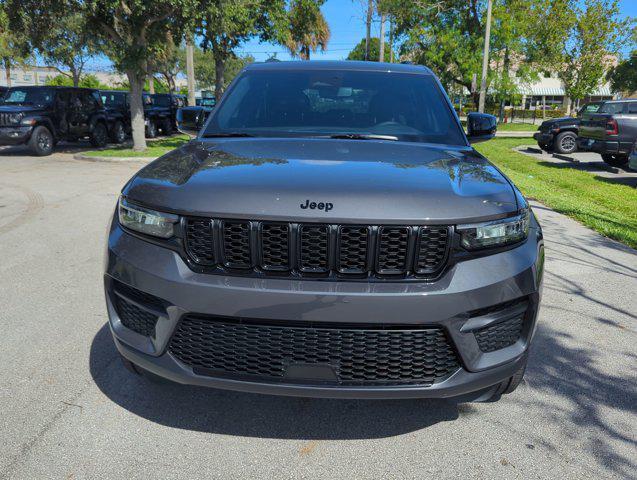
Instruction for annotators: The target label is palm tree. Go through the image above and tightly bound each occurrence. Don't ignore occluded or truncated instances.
[285,0,330,60]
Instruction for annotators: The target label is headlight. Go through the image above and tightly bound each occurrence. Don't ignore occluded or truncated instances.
[458,209,530,250]
[118,197,178,238]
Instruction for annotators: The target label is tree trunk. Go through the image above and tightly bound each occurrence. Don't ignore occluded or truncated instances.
[149,76,155,94]
[379,13,386,62]
[186,37,196,106]
[127,71,147,151]
[72,71,80,87]
[214,58,225,102]
[365,0,373,61]
[4,60,11,88]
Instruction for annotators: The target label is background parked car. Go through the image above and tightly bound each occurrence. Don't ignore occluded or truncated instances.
[142,93,185,137]
[578,99,637,167]
[0,86,109,156]
[100,90,130,144]
[177,96,216,134]
[533,102,604,154]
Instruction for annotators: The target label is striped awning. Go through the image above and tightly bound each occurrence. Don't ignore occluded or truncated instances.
[517,84,613,97]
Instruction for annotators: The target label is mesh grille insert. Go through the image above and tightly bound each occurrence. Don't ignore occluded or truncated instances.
[299,225,329,272]
[415,227,449,274]
[338,226,369,273]
[222,221,251,268]
[261,223,290,270]
[169,315,461,386]
[114,296,159,337]
[474,316,524,352]
[185,218,215,265]
[377,227,409,274]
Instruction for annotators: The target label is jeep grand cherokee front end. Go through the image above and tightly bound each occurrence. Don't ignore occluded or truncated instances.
[104,61,544,401]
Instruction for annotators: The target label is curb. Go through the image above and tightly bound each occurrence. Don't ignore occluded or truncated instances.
[73,153,156,163]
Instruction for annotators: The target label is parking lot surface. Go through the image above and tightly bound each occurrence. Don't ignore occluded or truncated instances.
[0,150,635,479]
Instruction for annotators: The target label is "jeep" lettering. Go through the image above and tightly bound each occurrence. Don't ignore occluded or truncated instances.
[300,199,333,212]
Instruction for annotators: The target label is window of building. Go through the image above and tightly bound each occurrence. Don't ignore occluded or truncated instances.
[23,74,32,81]
[10,74,17,80]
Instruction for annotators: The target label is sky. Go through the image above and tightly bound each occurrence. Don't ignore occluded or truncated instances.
[84,0,636,72]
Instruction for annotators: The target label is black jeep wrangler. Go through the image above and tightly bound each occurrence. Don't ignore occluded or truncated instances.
[100,90,131,144]
[533,102,604,154]
[0,86,110,155]
[143,93,185,138]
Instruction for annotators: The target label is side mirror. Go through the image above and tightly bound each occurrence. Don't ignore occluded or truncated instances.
[466,112,497,144]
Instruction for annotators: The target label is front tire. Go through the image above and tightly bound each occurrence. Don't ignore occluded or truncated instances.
[160,118,173,136]
[90,122,108,147]
[146,120,157,138]
[28,125,54,156]
[554,131,577,154]
[110,121,127,144]
[601,153,628,167]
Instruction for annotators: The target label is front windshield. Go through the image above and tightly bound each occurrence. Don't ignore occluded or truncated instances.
[2,88,54,107]
[204,69,465,145]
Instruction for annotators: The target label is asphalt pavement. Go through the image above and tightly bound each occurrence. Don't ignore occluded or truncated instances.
[0,149,635,479]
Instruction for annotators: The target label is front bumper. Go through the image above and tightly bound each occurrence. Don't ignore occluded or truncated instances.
[0,126,33,145]
[104,218,544,399]
[533,131,554,145]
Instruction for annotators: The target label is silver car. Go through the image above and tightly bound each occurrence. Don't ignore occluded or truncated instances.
[104,61,544,401]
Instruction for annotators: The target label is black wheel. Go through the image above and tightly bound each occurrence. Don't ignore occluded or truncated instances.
[554,131,577,154]
[90,122,108,147]
[119,353,171,384]
[160,118,173,135]
[110,120,127,144]
[28,125,54,156]
[146,120,158,138]
[484,361,527,401]
[601,153,628,167]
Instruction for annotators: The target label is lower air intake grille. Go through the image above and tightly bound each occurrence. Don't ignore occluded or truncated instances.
[112,281,163,337]
[169,316,461,386]
[474,316,524,352]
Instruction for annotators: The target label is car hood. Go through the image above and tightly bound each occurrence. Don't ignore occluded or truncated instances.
[0,105,48,114]
[123,138,519,224]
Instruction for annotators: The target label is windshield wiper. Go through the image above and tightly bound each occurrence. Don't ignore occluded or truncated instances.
[201,132,254,138]
[327,133,398,141]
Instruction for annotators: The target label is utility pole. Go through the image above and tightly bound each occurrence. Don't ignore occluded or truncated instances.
[389,17,394,63]
[478,0,493,113]
[365,0,373,61]
[379,12,386,62]
[186,35,196,107]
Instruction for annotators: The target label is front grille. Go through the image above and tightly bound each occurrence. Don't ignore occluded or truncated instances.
[112,281,163,337]
[169,315,461,386]
[183,218,451,279]
[474,316,524,352]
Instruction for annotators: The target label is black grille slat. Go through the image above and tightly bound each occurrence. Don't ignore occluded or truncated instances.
[338,226,369,273]
[377,227,409,274]
[184,217,451,279]
[185,218,216,265]
[260,223,290,271]
[299,225,329,272]
[111,281,164,337]
[415,227,449,274]
[222,221,251,269]
[169,315,461,386]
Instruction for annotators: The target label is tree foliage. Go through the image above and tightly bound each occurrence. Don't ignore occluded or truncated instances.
[347,37,381,61]
[606,25,637,95]
[180,46,254,91]
[285,0,330,60]
[530,0,628,106]
[197,0,287,99]
[0,6,30,87]
[45,73,111,89]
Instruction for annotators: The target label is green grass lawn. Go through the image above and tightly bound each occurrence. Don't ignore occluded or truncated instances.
[83,134,190,158]
[476,138,637,249]
[496,122,539,132]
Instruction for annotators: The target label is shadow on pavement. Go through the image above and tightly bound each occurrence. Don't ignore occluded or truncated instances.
[89,323,462,440]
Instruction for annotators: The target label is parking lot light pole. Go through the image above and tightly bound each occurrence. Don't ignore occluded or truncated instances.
[186,37,196,107]
[478,0,493,113]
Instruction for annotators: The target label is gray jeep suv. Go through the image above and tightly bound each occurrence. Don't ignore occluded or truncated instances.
[104,61,544,401]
